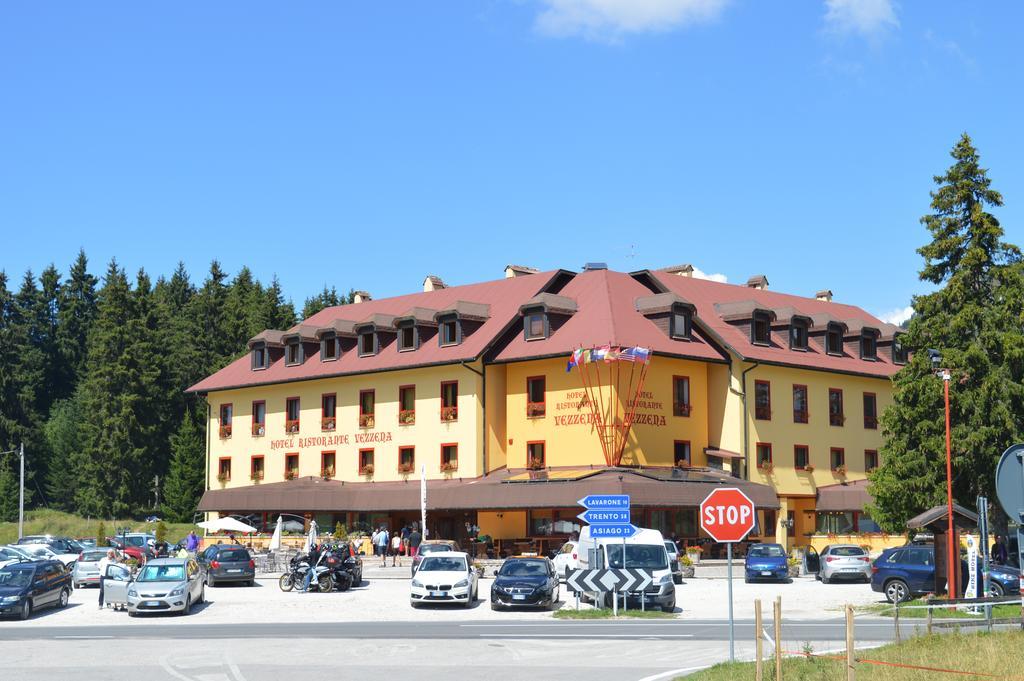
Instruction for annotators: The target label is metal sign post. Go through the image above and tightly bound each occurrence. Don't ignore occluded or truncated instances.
[726,543,734,660]
[578,495,636,610]
[978,496,991,623]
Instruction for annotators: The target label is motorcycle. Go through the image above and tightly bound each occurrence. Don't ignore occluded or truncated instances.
[278,554,333,593]
[324,543,362,591]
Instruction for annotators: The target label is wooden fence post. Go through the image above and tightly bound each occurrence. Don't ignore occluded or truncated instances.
[774,596,783,681]
[894,602,900,643]
[755,599,763,681]
[846,604,855,681]
[926,604,933,635]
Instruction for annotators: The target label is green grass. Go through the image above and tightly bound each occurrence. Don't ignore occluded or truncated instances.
[680,630,1024,680]
[860,598,1021,620]
[0,509,199,545]
[554,607,676,619]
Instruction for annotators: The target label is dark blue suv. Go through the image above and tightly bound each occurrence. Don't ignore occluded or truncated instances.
[871,545,1020,603]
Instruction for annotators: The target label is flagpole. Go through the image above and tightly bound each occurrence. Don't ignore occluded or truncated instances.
[420,463,427,539]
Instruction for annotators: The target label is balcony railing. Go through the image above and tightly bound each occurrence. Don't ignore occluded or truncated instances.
[399,409,416,425]
[673,403,691,417]
[320,467,335,479]
[526,402,546,418]
[219,424,232,439]
[755,406,772,420]
[440,460,458,472]
[321,416,336,432]
[398,462,415,474]
[441,406,458,422]
[359,463,374,476]
[864,415,878,429]
[793,410,809,424]
[252,423,266,437]
[359,413,375,429]
[829,413,845,427]
[285,419,300,434]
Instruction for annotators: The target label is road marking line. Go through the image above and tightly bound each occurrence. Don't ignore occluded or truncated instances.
[54,635,114,639]
[478,634,694,638]
[461,623,679,627]
[634,665,714,681]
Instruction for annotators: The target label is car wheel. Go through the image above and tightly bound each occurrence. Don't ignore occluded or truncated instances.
[18,600,31,621]
[247,579,255,587]
[988,582,1005,597]
[490,602,499,611]
[197,585,205,605]
[885,579,909,604]
[661,600,675,613]
[206,575,215,588]
[744,578,751,584]
[674,574,683,585]
[128,610,138,618]
[821,574,830,584]
[278,574,294,592]
[411,602,420,609]
[182,596,192,616]
[564,567,571,583]
[59,588,70,608]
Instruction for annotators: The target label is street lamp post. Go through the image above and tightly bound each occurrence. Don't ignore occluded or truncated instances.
[930,350,957,597]
[1,444,24,540]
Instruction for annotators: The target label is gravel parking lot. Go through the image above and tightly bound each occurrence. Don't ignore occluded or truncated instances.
[0,574,885,628]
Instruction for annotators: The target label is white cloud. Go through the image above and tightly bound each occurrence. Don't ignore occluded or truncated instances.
[534,0,729,41]
[691,266,728,283]
[823,0,899,37]
[877,305,914,326]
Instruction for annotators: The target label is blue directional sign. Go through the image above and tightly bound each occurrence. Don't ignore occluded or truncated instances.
[588,524,640,538]
[577,509,631,524]
[577,494,630,510]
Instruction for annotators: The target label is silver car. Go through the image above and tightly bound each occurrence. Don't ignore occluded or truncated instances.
[105,558,205,616]
[72,549,110,588]
[818,544,872,583]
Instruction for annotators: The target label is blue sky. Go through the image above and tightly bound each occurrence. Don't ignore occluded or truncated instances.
[2,1,1021,323]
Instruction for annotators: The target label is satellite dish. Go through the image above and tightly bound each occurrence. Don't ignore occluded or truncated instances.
[994,443,1024,521]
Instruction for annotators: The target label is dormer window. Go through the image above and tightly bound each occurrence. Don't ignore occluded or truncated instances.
[789,319,808,351]
[826,323,844,356]
[524,311,547,340]
[320,332,339,361]
[669,305,692,340]
[359,331,377,357]
[892,334,908,364]
[439,316,460,347]
[398,324,418,352]
[751,311,771,345]
[251,342,269,371]
[285,339,303,366]
[860,330,878,360]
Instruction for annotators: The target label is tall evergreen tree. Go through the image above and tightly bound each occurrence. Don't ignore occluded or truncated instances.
[302,285,342,320]
[869,134,1024,531]
[0,272,20,450]
[43,389,85,512]
[161,410,205,523]
[0,450,18,522]
[56,249,98,387]
[262,275,297,331]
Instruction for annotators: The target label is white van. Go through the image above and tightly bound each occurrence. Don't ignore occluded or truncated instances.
[576,526,676,612]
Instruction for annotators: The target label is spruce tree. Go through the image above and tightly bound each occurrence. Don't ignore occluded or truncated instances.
[57,250,98,387]
[869,134,1024,531]
[302,285,341,320]
[43,389,85,512]
[262,275,297,330]
[161,411,205,523]
[0,450,18,522]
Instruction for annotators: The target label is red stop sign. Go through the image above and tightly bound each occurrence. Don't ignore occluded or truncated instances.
[700,488,756,543]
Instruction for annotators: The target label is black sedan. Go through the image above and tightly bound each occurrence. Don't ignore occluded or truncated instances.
[490,557,560,611]
[198,544,255,586]
[0,560,72,620]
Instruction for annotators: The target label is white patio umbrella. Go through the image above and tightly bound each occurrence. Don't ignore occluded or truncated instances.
[268,515,284,552]
[197,517,258,534]
[303,520,319,553]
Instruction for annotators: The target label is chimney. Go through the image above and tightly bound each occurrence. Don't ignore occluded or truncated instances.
[746,275,769,290]
[815,289,833,303]
[423,275,446,292]
[504,264,539,278]
[661,264,694,277]
[353,290,372,304]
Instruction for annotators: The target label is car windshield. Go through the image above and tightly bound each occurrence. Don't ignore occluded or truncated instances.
[830,547,865,557]
[21,545,55,557]
[499,560,547,577]
[420,545,452,555]
[418,556,466,572]
[748,545,786,558]
[81,550,108,562]
[664,542,678,555]
[217,549,250,562]
[0,567,33,587]
[137,565,186,582]
[65,539,85,552]
[125,536,148,547]
[606,544,668,569]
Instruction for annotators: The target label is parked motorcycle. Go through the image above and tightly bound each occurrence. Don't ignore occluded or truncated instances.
[324,543,362,591]
[278,554,332,593]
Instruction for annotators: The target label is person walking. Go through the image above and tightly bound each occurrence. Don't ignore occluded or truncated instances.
[97,549,116,609]
[390,532,402,567]
[185,530,199,557]
[992,536,1009,564]
[375,526,389,567]
[401,524,410,558]
[408,526,422,559]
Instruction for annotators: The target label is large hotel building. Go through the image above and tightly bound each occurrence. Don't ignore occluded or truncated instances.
[190,264,906,555]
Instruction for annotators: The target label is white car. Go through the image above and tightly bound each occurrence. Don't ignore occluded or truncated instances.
[14,543,78,569]
[410,551,478,608]
[552,540,579,581]
[0,545,33,569]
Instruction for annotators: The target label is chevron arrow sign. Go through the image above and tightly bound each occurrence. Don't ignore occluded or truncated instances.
[566,568,654,593]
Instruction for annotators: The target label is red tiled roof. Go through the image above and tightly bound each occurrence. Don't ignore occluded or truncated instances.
[491,269,727,364]
[651,271,901,379]
[188,271,562,393]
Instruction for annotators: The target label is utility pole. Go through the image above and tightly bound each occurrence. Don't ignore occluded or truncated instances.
[19,443,24,541]
[153,475,160,510]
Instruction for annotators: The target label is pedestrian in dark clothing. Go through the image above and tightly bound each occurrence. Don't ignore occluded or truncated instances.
[408,528,422,558]
[992,536,1009,564]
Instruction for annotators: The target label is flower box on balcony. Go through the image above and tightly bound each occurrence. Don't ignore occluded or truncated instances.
[219,424,232,439]
[284,469,298,480]
[399,410,415,425]
[440,461,458,473]
[526,403,546,418]
[526,457,545,471]
[801,464,815,473]
[320,467,335,480]
[359,414,375,429]
[675,459,690,469]
[398,463,414,474]
[216,472,230,484]
[833,465,847,476]
[322,417,336,432]
[252,424,266,437]
[441,406,458,422]
[758,461,774,474]
[250,471,264,483]
[360,464,374,476]
[285,420,300,434]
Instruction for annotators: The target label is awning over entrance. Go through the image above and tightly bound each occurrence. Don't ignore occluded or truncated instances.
[197,467,780,513]
[815,478,871,512]
[703,447,743,459]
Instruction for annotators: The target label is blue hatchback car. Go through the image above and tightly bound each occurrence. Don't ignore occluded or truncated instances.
[871,545,1020,603]
[744,543,789,583]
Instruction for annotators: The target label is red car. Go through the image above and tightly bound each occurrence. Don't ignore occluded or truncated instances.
[106,534,155,562]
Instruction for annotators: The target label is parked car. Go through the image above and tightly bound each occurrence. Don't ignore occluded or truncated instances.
[491,557,560,610]
[551,540,579,582]
[817,544,872,583]
[0,559,72,620]
[744,543,789,583]
[664,540,683,584]
[72,549,111,588]
[198,544,255,586]
[411,540,460,575]
[16,536,82,568]
[409,551,478,608]
[872,545,1019,603]
[107,534,155,562]
[104,557,205,616]
[12,543,76,570]
[0,546,34,569]
[577,526,676,612]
